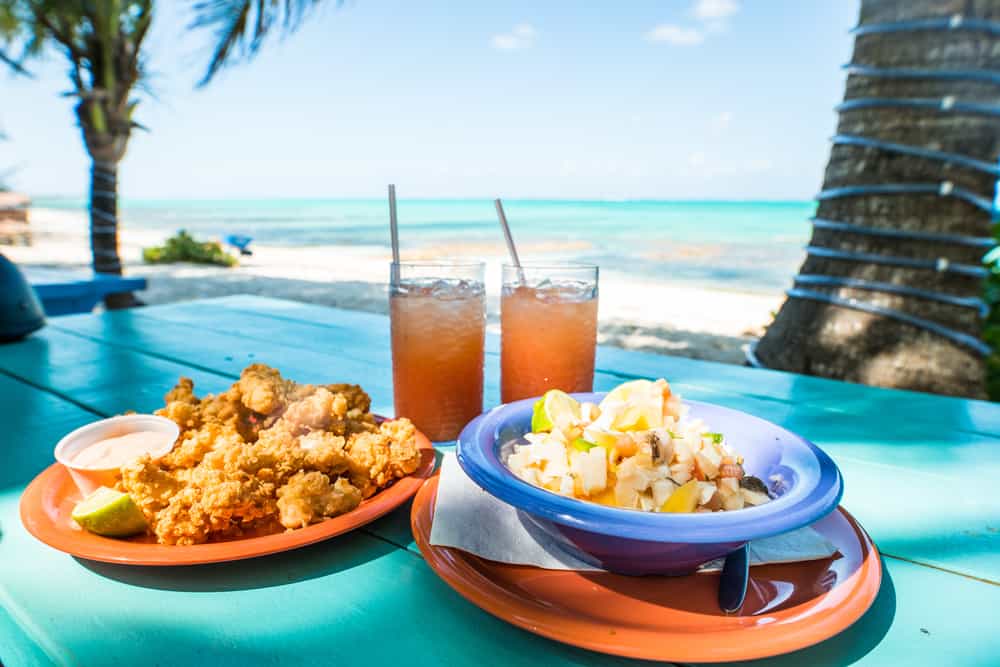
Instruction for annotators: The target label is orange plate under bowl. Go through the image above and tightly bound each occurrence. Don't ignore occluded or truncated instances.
[411,475,882,663]
[20,423,435,566]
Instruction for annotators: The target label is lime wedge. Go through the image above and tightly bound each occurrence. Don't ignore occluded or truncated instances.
[71,487,148,537]
[531,390,581,433]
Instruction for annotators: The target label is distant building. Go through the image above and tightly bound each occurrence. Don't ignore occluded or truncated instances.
[0,192,31,245]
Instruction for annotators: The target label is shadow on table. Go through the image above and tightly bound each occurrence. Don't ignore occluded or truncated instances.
[74,531,399,592]
[726,560,896,666]
[516,510,894,664]
[576,562,894,665]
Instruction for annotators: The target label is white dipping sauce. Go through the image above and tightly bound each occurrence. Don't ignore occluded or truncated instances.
[70,431,170,469]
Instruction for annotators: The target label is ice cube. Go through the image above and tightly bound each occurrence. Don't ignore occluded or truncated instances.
[395,278,484,300]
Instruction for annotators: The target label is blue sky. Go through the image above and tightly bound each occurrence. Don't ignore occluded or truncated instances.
[2,0,858,200]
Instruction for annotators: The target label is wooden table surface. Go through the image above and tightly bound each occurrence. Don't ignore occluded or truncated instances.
[0,296,997,666]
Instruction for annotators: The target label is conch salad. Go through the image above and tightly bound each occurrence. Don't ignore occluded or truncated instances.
[505,380,772,513]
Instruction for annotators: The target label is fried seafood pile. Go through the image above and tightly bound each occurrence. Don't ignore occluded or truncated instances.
[118,364,422,545]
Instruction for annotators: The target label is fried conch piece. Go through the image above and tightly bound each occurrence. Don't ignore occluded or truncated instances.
[325,383,372,414]
[164,377,198,405]
[276,472,362,529]
[157,377,201,432]
[237,363,298,415]
[276,387,348,434]
[346,418,422,498]
[157,379,260,444]
[160,423,243,470]
[119,455,185,519]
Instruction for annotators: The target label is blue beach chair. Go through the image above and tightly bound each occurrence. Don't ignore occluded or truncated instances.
[226,234,254,256]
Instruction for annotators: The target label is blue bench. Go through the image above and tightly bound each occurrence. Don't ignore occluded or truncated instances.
[23,267,147,316]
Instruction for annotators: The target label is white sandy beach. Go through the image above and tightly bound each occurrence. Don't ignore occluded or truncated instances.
[4,208,787,364]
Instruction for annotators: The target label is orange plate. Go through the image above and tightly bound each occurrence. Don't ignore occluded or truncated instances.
[411,475,882,663]
[20,425,435,566]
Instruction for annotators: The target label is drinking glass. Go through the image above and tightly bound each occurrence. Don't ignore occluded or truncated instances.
[501,263,599,403]
[390,261,486,441]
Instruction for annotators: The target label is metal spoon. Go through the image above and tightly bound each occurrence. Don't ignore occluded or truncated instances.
[718,543,750,613]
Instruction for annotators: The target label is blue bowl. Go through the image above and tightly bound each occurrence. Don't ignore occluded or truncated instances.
[457,393,843,576]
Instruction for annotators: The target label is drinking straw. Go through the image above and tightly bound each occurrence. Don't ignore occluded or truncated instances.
[494,198,525,284]
[388,184,400,265]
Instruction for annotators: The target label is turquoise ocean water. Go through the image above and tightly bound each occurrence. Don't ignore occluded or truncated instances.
[34,198,815,293]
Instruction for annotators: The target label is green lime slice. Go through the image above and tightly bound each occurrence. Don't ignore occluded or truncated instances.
[531,390,581,433]
[71,487,148,537]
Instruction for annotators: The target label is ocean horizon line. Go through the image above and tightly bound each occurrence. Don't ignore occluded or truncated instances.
[29,195,815,207]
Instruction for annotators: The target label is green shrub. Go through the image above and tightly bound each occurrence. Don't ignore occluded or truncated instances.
[143,230,237,267]
[984,245,1000,400]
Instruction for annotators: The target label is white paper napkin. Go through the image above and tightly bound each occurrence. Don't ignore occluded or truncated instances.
[429,453,837,573]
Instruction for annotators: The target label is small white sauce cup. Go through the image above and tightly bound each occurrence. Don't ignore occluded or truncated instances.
[54,414,180,496]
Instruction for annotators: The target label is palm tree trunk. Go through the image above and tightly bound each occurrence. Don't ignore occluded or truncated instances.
[753,0,999,399]
[89,157,139,309]
[89,159,121,274]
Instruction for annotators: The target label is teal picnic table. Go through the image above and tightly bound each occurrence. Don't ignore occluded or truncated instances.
[0,296,998,666]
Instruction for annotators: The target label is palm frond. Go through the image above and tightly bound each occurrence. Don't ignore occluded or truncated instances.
[0,1,20,38]
[0,45,29,74]
[0,0,30,75]
[190,0,335,87]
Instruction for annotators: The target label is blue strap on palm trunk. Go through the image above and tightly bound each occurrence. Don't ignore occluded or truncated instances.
[850,16,1000,37]
[794,275,989,317]
[844,64,1000,86]
[810,218,995,249]
[803,245,988,279]
[830,134,1000,176]
[816,183,999,216]
[836,97,1000,117]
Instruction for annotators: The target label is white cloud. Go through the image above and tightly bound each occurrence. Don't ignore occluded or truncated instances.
[491,23,537,50]
[710,111,733,133]
[491,35,519,49]
[691,0,740,21]
[513,24,537,38]
[644,24,705,46]
[646,0,739,46]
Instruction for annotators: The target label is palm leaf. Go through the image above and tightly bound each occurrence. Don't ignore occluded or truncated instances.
[190,0,335,86]
[0,45,29,74]
[0,0,29,75]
